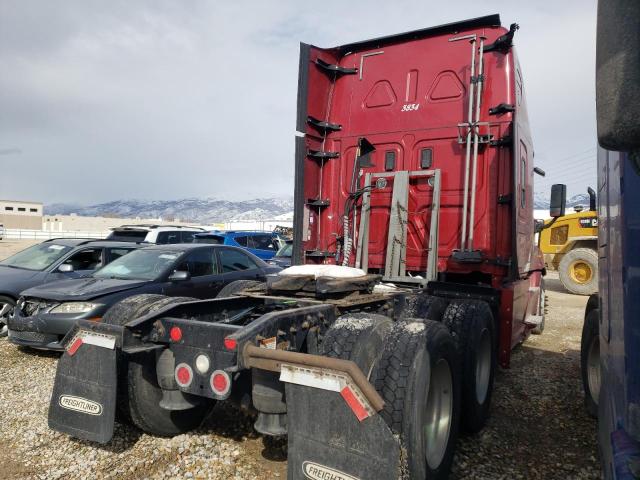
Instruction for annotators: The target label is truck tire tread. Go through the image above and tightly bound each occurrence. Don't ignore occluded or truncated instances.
[442,300,496,433]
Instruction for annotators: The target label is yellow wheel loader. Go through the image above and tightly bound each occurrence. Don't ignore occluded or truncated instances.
[539,187,598,295]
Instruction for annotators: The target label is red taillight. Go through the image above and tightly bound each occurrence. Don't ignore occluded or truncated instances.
[210,370,231,396]
[175,363,193,388]
[223,337,237,351]
[170,326,182,342]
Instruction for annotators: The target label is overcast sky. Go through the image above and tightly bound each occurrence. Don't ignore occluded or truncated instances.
[0,1,597,204]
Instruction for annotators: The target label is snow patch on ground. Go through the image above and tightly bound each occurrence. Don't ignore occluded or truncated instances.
[333,315,374,331]
[403,321,426,333]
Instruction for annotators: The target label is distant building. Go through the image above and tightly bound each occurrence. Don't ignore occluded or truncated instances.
[0,200,43,229]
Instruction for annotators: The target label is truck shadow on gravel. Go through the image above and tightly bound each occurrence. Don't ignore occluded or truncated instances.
[545,275,570,294]
[451,344,600,479]
[200,403,287,462]
[17,345,62,359]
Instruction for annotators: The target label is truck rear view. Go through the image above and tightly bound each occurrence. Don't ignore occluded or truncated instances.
[295,14,544,363]
[46,15,545,480]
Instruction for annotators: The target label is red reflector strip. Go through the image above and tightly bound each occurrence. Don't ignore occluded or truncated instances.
[67,337,83,356]
[340,386,369,422]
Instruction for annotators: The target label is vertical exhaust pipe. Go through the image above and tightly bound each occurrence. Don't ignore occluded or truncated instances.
[587,187,596,211]
[468,37,486,251]
[452,35,477,251]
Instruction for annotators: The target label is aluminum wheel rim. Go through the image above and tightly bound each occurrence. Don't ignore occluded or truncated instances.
[475,328,491,404]
[0,300,13,327]
[587,335,601,405]
[424,358,453,470]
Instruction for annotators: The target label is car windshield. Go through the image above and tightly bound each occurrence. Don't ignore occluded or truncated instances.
[93,249,181,281]
[276,242,293,257]
[0,243,73,271]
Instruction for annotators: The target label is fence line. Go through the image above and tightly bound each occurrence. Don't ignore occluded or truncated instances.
[3,229,108,240]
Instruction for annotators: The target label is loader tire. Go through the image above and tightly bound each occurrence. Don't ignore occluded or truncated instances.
[581,308,600,418]
[104,295,213,436]
[402,293,449,322]
[216,280,263,298]
[442,300,496,433]
[372,320,460,479]
[319,313,393,378]
[559,248,598,295]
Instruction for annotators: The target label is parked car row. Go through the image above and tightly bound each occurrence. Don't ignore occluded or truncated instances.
[0,224,293,342]
[0,239,140,336]
[6,243,280,350]
[106,225,291,262]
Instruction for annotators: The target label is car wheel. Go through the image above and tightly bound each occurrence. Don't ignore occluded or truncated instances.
[0,295,16,338]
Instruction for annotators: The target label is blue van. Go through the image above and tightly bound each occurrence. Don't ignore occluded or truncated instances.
[193,231,285,260]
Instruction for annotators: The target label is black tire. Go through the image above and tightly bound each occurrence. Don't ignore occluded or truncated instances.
[319,313,393,378]
[442,300,496,433]
[372,320,460,479]
[402,293,449,322]
[216,280,263,298]
[558,247,598,295]
[581,308,600,418]
[104,294,213,436]
[532,278,547,335]
[0,295,15,338]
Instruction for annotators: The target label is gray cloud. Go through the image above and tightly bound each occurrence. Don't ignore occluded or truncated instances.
[0,0,597,203]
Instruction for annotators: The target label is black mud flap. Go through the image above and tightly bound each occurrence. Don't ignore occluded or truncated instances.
[48,324,121,444]
[286,383,401,480]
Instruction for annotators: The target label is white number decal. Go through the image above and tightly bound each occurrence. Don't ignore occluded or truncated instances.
[401,103,420,112]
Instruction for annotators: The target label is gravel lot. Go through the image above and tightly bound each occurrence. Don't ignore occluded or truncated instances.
[0,240,600,479]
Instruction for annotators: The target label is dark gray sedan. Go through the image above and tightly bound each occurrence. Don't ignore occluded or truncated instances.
[0,239,140,336]
[7,243,280,350]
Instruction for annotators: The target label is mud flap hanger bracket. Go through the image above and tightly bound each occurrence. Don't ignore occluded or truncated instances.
[242,344,384,420]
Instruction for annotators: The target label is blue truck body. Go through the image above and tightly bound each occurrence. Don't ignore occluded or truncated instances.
[597,148,640,478]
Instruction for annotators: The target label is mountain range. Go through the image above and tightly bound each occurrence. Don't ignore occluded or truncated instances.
[533,192,591,210]
[45,192,590,224]
[45,197,295,224]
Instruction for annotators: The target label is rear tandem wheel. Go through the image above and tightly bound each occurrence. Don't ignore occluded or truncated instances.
[372,319,460,479]
[442,300,496,433]
[103,294,214,436]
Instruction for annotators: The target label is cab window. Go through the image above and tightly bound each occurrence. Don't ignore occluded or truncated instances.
[175,249,218,277]
[234,236,249,247]
[156,232,181,244]
[62,248,103,271]
[219,249,259,272]
[250,234,276,250]
[180,231,197,243]
[107,248,135,262]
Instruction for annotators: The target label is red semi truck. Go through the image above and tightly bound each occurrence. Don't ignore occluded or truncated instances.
[46,15,545,479]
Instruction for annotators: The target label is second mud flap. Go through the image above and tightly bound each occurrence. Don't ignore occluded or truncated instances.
[285,382,401,480]
[47,325,119,444]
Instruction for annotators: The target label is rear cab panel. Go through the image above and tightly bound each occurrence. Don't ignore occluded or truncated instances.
[295,15,539,358]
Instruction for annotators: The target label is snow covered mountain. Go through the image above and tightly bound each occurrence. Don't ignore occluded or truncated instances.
[533,193,591,210]
[45,197,294,224]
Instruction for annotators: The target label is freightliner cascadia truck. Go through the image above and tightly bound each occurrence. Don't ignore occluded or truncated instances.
[45,15,548,479]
